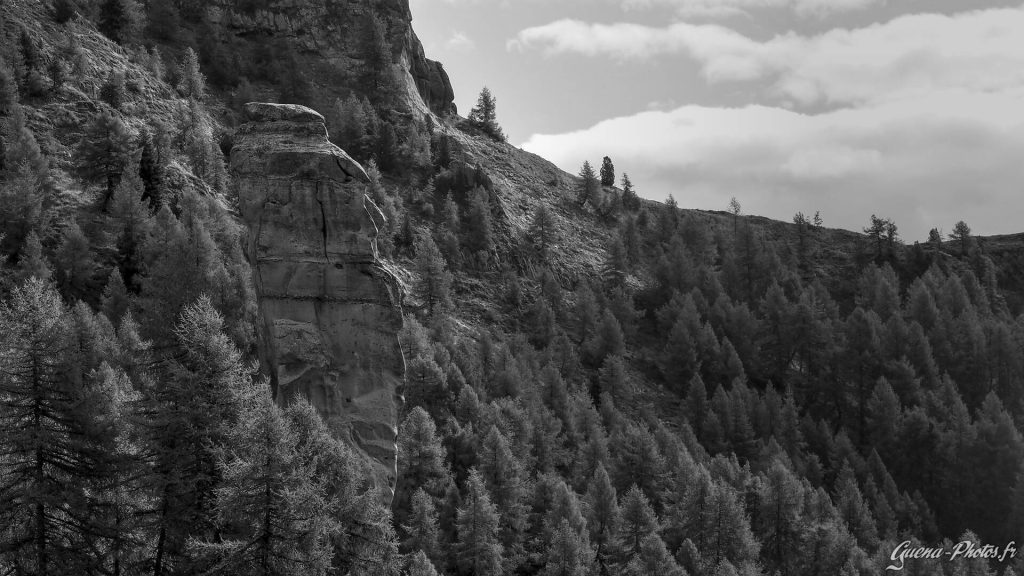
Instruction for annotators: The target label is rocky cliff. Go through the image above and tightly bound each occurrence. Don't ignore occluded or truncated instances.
[231,102,406,499]
[206,0,455,116]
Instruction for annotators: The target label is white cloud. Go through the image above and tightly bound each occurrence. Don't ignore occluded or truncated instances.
[416,0,880,17]
[511,7,1024,107]
[445,31,476,51]
[622,0,882,18]
[522,93,1024,240]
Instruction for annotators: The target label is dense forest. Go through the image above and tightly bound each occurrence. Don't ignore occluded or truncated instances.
[1,1,1023,575]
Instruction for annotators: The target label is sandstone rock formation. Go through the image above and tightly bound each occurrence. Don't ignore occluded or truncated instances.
[231,102,405,499]
[206,0,455,116]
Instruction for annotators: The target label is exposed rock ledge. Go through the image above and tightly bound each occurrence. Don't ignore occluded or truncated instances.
[231,102,405,500]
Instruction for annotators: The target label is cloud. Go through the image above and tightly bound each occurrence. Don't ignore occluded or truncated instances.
[511,7,1024,107]
[415,0,880,17]
[521,93,1024,240]
[445,31,476,51]
[622,0,883,18]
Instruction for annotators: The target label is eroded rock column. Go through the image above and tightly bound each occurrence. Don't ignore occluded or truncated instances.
[231,102,404,499]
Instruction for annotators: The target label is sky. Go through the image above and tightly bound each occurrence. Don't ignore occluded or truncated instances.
[408,0,1024,240]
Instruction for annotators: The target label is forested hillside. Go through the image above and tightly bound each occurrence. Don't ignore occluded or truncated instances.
[0,1,1023,576]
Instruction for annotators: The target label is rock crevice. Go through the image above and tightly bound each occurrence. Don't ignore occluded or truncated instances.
[231,103,405,499]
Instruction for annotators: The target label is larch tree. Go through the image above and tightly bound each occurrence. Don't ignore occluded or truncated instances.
[618,485,659,560]
[396,407,451,518]
[623,534,686,576]
[584,464,620,571]
[529,204,558,260]
[620,173,640,212]
[455,470,504,576]
[401,488,441,563]
[191,391,340,576]
[576,161,601,208]
[413,231,453,316]
[77,110,133,212]
[468,87,505,141]
[143,296,251,575]
[0,279,131,574]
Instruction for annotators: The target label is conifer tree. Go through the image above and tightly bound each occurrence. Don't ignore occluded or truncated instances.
[602,237,628,288]
[15,229,52,283]
[618,485,659,560]
[949,220,972,256]
[833,463,878,550]
[408,550,441,576]
[102,268,131,325]
[455,470,504,576]
[144,296,251,574]
[414,231,453,316]
[576,161,600,207]
[53,220,95,300]
[542,519,590,576]
[77,110,132,211]
[176,47,206,101]
[402,488,441,563]
[463,187,494,259]
[0,279,124,574]
[397,407,451,516]
[755,462,805,575]
[469,87,505,141]
[138,128,165,210]
[583,309,625,367]
[584,464,620,572]
[600,156,615,187]
[623,535,686,576]
[530,204,558,260]
[192,391,340,576]
[620,173,639,212]
[98,0,138,45]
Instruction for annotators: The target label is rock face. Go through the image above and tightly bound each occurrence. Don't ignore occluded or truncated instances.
[231,102,405,499]
[206,0,455,116]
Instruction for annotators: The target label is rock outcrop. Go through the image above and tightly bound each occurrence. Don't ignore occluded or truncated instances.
[231,102,405,499]
[206,0,455,116]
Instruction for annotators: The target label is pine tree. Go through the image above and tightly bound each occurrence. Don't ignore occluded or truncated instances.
[463,187,494,259]
[600,156,615,187]
[468,87,504,141]
[77,111,132,211]
[414,231,453,316]
[455,470,504,576]
[949,220,972,256]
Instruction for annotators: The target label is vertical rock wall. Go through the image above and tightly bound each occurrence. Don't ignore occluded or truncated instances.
[231,102,405,499]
